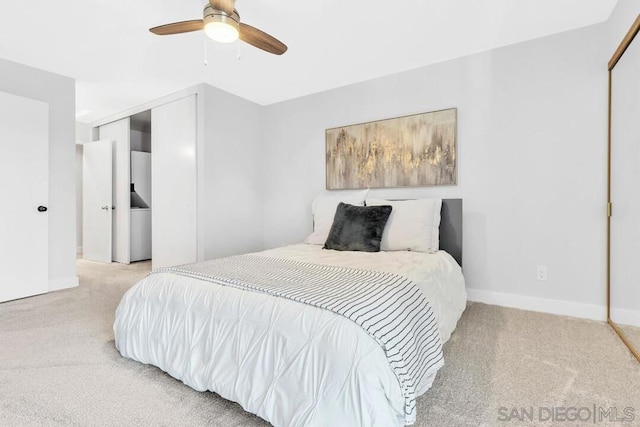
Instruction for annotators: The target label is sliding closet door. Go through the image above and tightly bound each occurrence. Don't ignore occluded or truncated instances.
[0,92,49,303]
[152,95,197,268]
[609,24,640,344]
[99,118,131,264]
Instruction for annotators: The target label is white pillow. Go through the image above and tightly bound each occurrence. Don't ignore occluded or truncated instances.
[305,190,369,245]
[365,198,442,253]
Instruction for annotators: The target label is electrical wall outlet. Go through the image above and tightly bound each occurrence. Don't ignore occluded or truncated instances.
[536,265,548,281]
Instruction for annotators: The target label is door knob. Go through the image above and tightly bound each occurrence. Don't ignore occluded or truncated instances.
[37,206,48,212]
[101,206,109,210]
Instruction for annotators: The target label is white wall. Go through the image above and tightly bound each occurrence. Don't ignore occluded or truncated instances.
[202,84,265,259]
[262,20,616,318]
[0,58,76,290]
[76,122,94,253]
[75,121,93,254]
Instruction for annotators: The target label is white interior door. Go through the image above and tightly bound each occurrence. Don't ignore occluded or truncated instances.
[0,91,49,303]
[83,140,113,263]
[99,118,131,264]
[152,95,197,268]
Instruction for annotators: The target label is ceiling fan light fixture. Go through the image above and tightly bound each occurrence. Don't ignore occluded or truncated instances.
[150,2,287,55]
[204,9,240,43]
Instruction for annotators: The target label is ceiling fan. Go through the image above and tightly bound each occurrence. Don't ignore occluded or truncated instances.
[150,0,287,55]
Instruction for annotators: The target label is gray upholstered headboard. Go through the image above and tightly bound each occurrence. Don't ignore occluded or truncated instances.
[377,198,463,267]
[440,199,463,268]
[314,197,463,267]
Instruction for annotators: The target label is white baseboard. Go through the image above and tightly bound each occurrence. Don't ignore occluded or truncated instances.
[49,277,79,292]
[610,307,640,328]
[466,288,607,322]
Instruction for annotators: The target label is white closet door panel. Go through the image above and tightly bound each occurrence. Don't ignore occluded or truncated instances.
[152,95,197,269]
[0,92,49,303]
[83,140,113,263]
[100,118,131,264]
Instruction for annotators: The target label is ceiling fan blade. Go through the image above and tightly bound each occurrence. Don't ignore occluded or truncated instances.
[150,20,204,36]
[239,23,288,55]
[209,0,236,15]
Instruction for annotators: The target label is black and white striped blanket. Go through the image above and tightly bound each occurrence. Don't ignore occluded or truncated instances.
[152,255,444,425]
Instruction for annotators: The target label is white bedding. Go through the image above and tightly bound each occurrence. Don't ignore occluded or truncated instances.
[114,244,466,427]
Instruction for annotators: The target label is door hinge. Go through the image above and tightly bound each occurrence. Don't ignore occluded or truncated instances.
[607,202,612,217]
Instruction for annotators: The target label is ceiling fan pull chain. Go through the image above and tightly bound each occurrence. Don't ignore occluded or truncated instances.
[236,39,242,60]
[204,36,209,66]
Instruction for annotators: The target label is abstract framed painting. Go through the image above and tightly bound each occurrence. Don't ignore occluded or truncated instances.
[326,108,457,190]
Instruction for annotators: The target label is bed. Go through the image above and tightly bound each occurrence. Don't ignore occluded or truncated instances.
[114,199,466,427]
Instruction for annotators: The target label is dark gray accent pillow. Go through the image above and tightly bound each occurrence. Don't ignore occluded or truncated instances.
[324,202,393,252]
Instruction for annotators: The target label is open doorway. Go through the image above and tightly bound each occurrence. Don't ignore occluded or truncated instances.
[129,110,152,263]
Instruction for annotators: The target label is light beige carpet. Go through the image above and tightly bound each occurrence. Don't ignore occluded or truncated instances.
[618,324,640,355]
[0,259,638,426]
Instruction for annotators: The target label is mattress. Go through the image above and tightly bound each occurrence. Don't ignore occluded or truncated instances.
[114,244,466,426]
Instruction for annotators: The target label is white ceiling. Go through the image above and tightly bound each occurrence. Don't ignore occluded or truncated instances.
[0,0,616,123]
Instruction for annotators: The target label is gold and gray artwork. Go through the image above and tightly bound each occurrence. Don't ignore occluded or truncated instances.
[326,108,457,189]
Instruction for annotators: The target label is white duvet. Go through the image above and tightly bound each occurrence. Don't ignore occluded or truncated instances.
[114,244,466,427]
